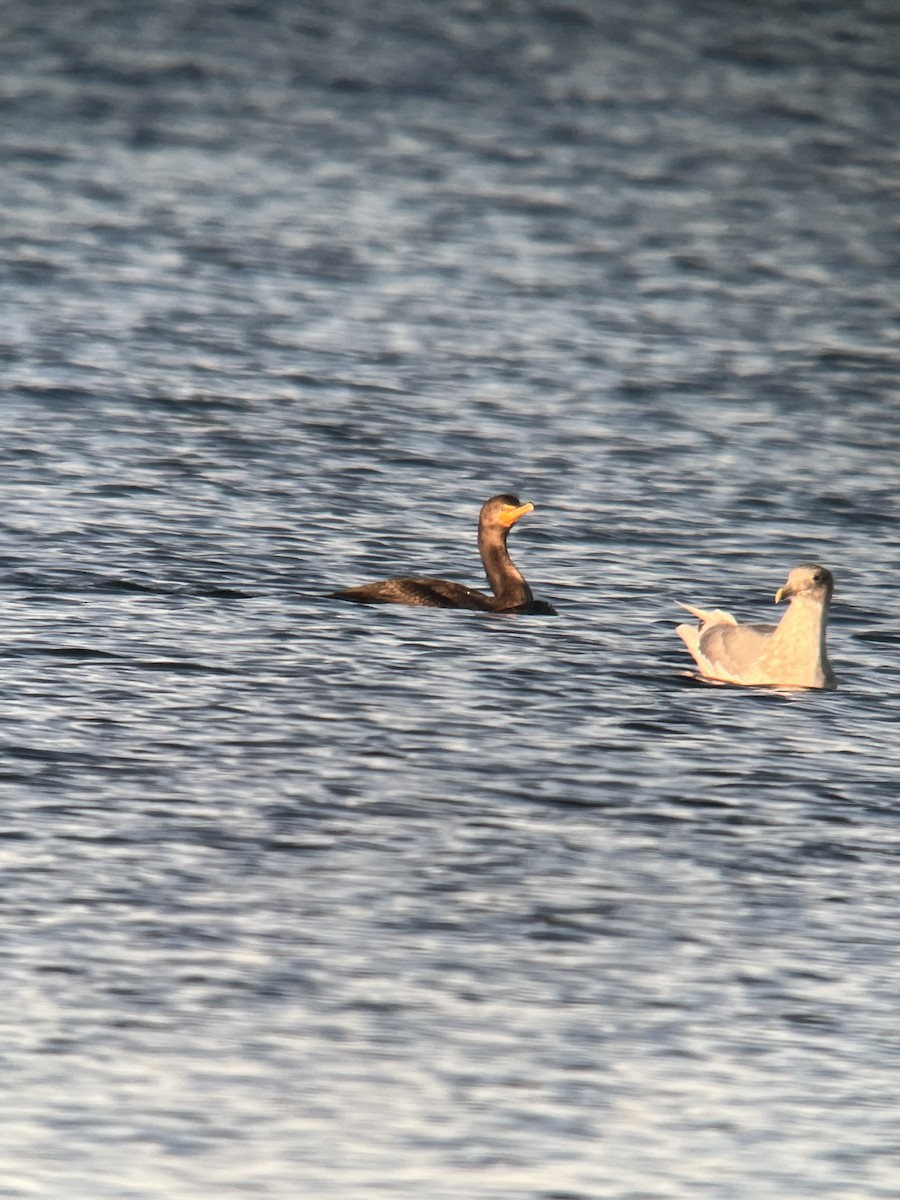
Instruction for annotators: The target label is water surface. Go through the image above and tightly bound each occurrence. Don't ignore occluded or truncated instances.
[1,1,899,1197]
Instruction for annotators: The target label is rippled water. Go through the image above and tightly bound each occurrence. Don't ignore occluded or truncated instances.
[2,1,900,1197]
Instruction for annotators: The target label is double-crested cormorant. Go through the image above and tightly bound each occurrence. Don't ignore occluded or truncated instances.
[331,494,556,614]
[676,563,835,688]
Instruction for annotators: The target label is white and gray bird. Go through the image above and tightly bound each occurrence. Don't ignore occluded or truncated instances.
[676,564,836,689]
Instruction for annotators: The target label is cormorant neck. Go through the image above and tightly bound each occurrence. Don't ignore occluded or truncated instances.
[478,521,533,606]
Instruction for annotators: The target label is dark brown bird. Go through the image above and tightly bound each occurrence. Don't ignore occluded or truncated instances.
[330,494,556,614]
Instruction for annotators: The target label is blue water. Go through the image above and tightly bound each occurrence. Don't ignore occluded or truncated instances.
[2,1,900,1197]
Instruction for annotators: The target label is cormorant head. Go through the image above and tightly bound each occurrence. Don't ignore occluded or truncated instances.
[482,494,535,529]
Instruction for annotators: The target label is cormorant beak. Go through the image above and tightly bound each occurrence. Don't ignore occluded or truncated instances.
[774,583,793,604]
[499,501,534,527]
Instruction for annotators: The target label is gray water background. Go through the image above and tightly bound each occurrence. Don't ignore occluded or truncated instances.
[1,1,900,1197]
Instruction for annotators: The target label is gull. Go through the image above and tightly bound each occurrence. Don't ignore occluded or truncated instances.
[676,564,836,689]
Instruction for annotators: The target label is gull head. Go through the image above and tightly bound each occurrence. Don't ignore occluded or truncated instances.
[775,564,834,606]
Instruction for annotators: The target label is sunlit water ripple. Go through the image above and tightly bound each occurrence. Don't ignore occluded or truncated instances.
[1,1,899,1197]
